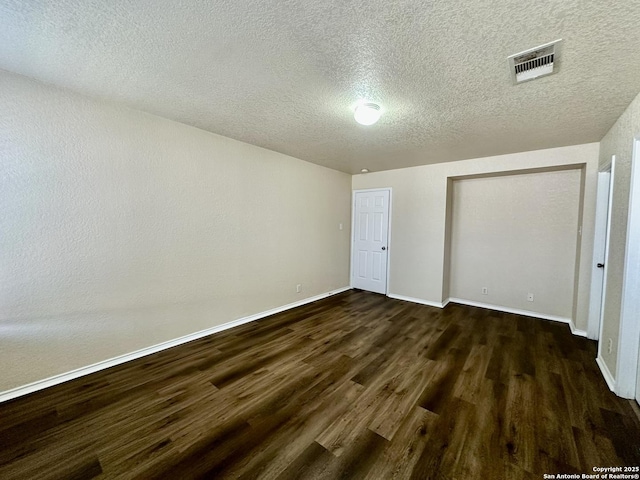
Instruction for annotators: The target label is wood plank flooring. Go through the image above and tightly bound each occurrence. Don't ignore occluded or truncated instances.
[1,289,639,479]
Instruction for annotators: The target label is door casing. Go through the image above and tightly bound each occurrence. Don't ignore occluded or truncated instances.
[617,139,640,399]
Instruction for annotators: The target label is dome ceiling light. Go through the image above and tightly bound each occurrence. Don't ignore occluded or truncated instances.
[354,102,382,126]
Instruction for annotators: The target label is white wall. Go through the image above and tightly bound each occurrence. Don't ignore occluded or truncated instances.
[352,143,599,331]
[0,70,351,392]
[598,91,640,379]
[449,169,582,319]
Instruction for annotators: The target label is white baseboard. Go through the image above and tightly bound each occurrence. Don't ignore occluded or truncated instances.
[387,295,580,331]
[596,356,616,392]
[0,287,351,404]
[447,298,572,324]
[387,293,445,308]
[569,321,588,338]
[388,294,588,342]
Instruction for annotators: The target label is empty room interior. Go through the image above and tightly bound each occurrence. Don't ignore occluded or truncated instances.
[2,1,640,479]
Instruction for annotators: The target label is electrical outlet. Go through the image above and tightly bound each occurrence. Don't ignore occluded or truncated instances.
[481,287,488,295]
[527,293,534,302]
[339,223,343,230]
[296,284,301,293]
[607,338,613,354]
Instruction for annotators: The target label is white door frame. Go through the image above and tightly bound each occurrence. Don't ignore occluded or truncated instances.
[588,163,615,339]
[616,138,640,399]
[350,188,392,295]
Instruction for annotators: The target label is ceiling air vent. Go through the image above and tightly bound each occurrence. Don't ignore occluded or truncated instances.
[508,39,562,84]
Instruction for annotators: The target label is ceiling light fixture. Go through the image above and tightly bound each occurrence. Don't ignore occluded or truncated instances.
[361,168,369,173]
[354,102,382,126]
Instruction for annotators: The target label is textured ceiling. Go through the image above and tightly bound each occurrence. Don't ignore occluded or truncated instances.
[1,0,640,173]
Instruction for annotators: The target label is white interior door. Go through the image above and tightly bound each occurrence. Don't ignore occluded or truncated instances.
[351,189,390,294]
[588,170,612,340]
[597,158,616,363]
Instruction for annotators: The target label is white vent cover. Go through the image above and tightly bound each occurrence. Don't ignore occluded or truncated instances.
[508,39,562,84]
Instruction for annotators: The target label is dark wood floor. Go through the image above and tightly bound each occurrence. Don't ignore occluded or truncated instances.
[1,290,639,479]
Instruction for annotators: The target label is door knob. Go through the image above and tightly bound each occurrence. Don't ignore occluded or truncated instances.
[597,263,604,268]
[382,246,386,250]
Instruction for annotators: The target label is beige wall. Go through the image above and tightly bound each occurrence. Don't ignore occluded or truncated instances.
[598,91,640,378]
[352,143,600,331]
[449,169,582,319]
[0,71,351,392]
